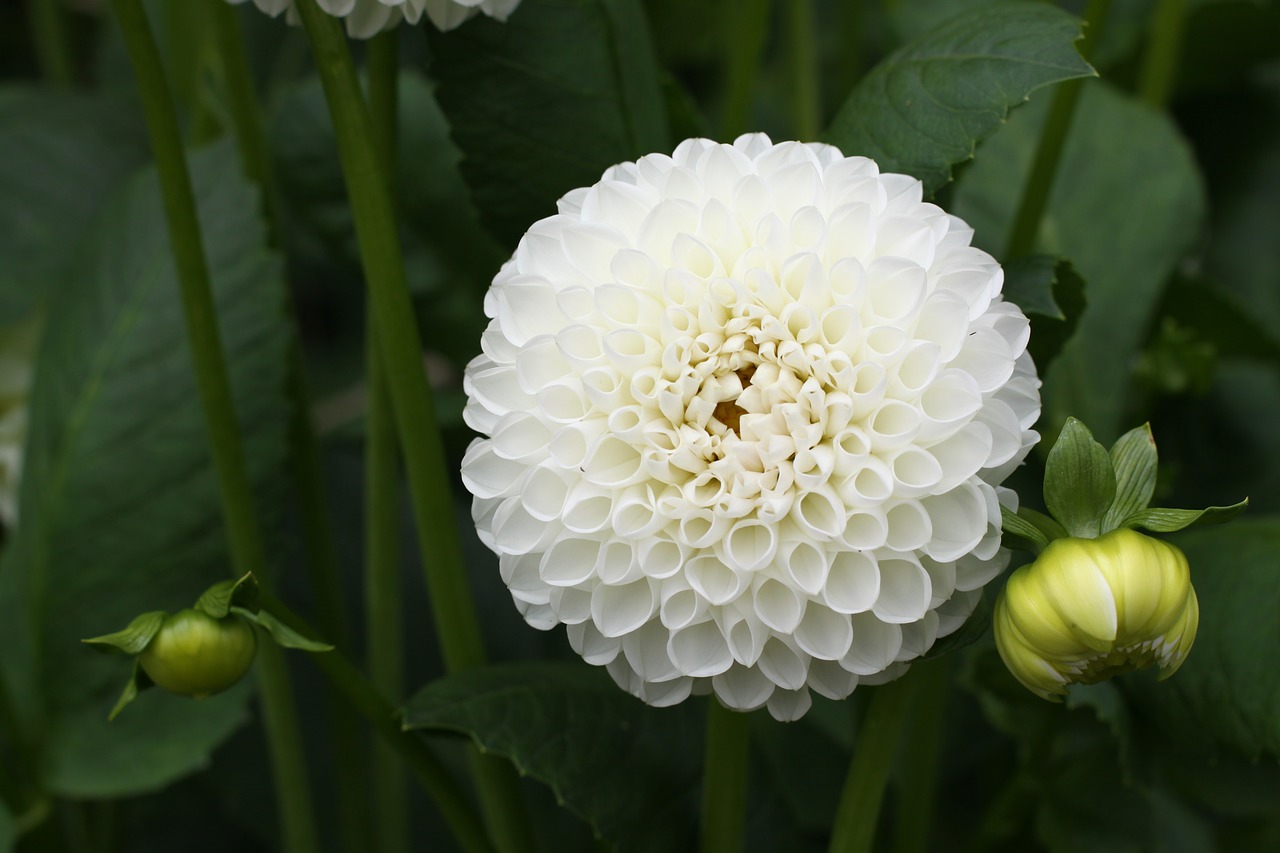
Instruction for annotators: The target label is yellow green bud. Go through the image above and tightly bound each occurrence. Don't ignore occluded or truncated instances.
[139,609,257,699]
[993,528,1198,701]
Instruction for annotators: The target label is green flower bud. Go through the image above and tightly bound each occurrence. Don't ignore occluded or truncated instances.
[993,528,1198,701]
[139,609,257,699]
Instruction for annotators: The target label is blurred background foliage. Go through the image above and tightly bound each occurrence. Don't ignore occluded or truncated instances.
[0,0,1279,850]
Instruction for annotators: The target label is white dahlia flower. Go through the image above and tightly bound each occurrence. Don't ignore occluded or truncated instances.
[462,134,1040,721]
[228,0,522,39]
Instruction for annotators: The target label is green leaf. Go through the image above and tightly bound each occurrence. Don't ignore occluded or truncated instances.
[999,505,1049,552]
[1002,255,1086,372]
[1043,418,1116,538]
[1160,275,1280,363]
[428,0,670,247]
[107,658,147,722]
[404,661,700,849]
[82,610,167,656]
[234,608,333,653]
[0,142,290,797]
[1101,424,1158,532]
[1128,519,1280,759]
[951,82,1207,442]
[0,87,149,323]
[1018,506,1068,542]
[194,573,259,620]
[824,3,1094,195]
[0,794,13,853]
[1120,501,1248,534]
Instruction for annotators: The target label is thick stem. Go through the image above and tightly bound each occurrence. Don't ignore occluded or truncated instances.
[365,30,410,853]
[1003,0,1111,260]
[259,592,496,853]
[698,701,750,853]
[785,0,821,140]
[719,0,771,140]
[292,5,532,850]
[1138,0,1187,108]
[28,0,74,85]
[206,11,372,848]
[256,645,322,853]
[108,3,321,851]
[828,677,916,853]
[892,660,950,853]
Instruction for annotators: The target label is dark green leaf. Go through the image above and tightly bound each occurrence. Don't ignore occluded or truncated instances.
[0,143,289,797]
[404,661,700,850]
[82,611,167,656]
[1002,255,1086,372]
[194,573,259,620]
[107,658,146,722]
[1043,418,1116,538]
[429,0,669,247]
[0,87,149,323]
[999,505,1049,552]
[235,608,332,653]
[1121,501,1248,533]
[0,788,13,853]
[825,3,1093,194]
[1128,519,1280,759]
[951,82,1207,442]
[1160,274,1280,363]
[1102,424,1158,532]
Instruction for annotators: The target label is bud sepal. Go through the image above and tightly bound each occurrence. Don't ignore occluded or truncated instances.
[83,573,332,719]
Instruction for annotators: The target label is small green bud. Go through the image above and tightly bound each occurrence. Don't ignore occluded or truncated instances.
[993,528,1198,701]
[138,609,257,699]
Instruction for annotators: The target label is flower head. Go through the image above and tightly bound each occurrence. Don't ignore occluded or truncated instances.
[462,134,1040,720]
[994,528,1198,700]
[228,0,522,39]
[139,609,258,699]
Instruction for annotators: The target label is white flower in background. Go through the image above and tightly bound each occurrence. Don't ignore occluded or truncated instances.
[462,134,1040,721]
[228,0,522,39]
[0,315,40,530]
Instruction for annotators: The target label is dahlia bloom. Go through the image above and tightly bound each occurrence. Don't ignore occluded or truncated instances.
[994,529,1198,701]
[0,315,39,529]
[228,0,522,39]
[462,134,1040,720]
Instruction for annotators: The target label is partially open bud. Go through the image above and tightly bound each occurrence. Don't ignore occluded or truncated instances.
[139,609,257,699]
[993,528,1198,701]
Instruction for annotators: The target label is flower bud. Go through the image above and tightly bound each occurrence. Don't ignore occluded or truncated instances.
[993,528,1198,700]
[139,609,257,699]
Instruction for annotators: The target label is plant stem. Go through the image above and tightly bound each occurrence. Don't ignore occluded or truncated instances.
[1138,0,1187,108]
[108,3,321,851]
[1003,0,1111,260]
[365,30,410,853]
[699,701,750,853]
[785,0,821,140]
[207,7,374,847]
[719,0,771,140]
[28,0,74,85]
[828,676,916,853]
[256,644,322,853]
[259,592,497,853]
[892,660,950,853]
[292,5,532,850]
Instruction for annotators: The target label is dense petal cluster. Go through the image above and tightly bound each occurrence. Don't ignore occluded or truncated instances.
[0,315,39,529]
[462,134,1040,720]
[994,529,1199,701]
[228,0,522,38]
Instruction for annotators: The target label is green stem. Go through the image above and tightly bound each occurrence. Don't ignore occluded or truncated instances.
[719,0,771,140]
[108,3,321,851]
[828,677,916,853]
[256,645,322,853]
[785,0,821,140]
[163,0,220,143]
[891,660,950,853]
[699,701,750,853]
[27,0,74,85]
[365,31,410,853]
[1138,0,1187,108]
[259,593,497,853]
[292,5,532,851]
[209,6,373,850]
[1003,0,1111,260]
